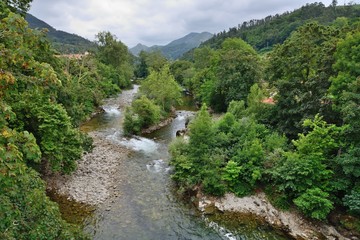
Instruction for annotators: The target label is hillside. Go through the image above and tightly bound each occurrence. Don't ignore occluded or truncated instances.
[25,13,96,54]
[130,32,213,59]
[181,2,360,59]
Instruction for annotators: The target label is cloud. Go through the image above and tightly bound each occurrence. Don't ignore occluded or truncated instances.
[29,0,350,48]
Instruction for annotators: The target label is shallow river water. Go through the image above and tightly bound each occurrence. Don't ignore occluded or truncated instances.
[80,87,290,240]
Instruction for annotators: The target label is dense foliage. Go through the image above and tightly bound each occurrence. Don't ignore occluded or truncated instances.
[169,6,360,226]
[171,38,261,112]
[124,63,182,135]
[0,3,133,238]
[199,2,360,53]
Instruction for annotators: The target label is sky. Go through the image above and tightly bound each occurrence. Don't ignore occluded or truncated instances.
[29,0,356,48]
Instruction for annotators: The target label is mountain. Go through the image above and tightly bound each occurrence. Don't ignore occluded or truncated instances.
[130,32,213,60]
[25,13,96,54]
[130,43,151,56]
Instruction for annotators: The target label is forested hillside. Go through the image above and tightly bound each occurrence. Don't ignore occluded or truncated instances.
[181,2,360,61]
[26,13,96,54]
[0,1,133,238]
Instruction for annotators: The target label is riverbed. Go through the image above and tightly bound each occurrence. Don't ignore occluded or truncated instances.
[52,86,290,239]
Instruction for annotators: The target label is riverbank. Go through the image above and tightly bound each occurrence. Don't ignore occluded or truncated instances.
[45,87,140,206]
[197,191,353,240]
[141,115,175,134]
[45,132,131,205]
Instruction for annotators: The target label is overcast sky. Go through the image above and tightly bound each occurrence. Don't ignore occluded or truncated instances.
[29,0,357,48]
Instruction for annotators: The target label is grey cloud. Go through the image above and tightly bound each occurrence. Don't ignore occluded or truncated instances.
[29,0,351,48]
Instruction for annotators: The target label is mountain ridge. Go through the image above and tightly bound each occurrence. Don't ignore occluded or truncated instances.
[130,32,213,59]
[25,13,96,54]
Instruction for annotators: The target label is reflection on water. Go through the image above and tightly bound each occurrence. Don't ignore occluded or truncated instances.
[80,88,290,240]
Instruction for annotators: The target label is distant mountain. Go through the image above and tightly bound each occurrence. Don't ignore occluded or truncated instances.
[130,43,151,56]
[130,32,213,60]
[25,13,95,54]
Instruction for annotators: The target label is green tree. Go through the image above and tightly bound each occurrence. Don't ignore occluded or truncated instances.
[213,38,261,111]
[0,104,87,239]
[294,188,334,220]
[140,65,182,112]
[134,50,168,78]
[95,31,133,88]
[329,31,360,143]
[170,60,194,85]
[343,186,360,214]
[123,96,161,135]
[193,46,215,70]
[3,0,32,13]
[245,83,274,124]
[188,104,215,158]
[169,105,222,194]
[267,22,338,138]
[134,50,149,78]
[270,115,344,218]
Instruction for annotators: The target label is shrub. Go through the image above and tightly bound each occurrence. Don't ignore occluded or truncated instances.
[294,188,334,220]
[123,96,161,135]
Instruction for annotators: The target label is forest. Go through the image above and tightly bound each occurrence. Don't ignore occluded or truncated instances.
[1,0,360,238]
[168,7,360,235]
[0,1,133,239]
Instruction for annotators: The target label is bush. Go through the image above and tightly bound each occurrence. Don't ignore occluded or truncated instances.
[123,96,161,135]
[294,188,334,220]
[343,187,360,214]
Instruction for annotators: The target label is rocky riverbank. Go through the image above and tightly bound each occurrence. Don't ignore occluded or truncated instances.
[45,87,140,206]
[197,192,353,240]
[45,132,131,205]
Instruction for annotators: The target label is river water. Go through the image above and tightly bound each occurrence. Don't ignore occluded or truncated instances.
[80,87,289,240]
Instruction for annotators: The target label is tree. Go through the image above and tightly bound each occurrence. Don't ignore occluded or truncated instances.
[95,31,133,88]
[169,104,223,195]
[188,104,216,158]
[294,188,334,220]
[213,38,261,111]
[140,65,182,112]
[3,0,32,13]
[267,22,338,138]
[270,115,344,219]
[134,50,149,78]
[331,0,338,7]
[245,83,274,124]
[170,60,194,85]
[193,46,215,70]
[0,102,87,239]
[0,14,87,234]
[123,96,161,135]
[329,31,360,143]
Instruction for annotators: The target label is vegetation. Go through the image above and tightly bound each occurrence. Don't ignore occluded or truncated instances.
[124,64,182,135]
[0,1,133,238]
[169,3,360,227]
[198,2,360,53]
[170,38,262,112]
[25,13,96,54]
[2,0,360,237]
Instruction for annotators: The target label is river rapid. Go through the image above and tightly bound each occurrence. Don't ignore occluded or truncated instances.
[72,86,290,240]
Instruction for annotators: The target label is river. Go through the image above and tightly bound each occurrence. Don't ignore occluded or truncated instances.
[78,86,289,240]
